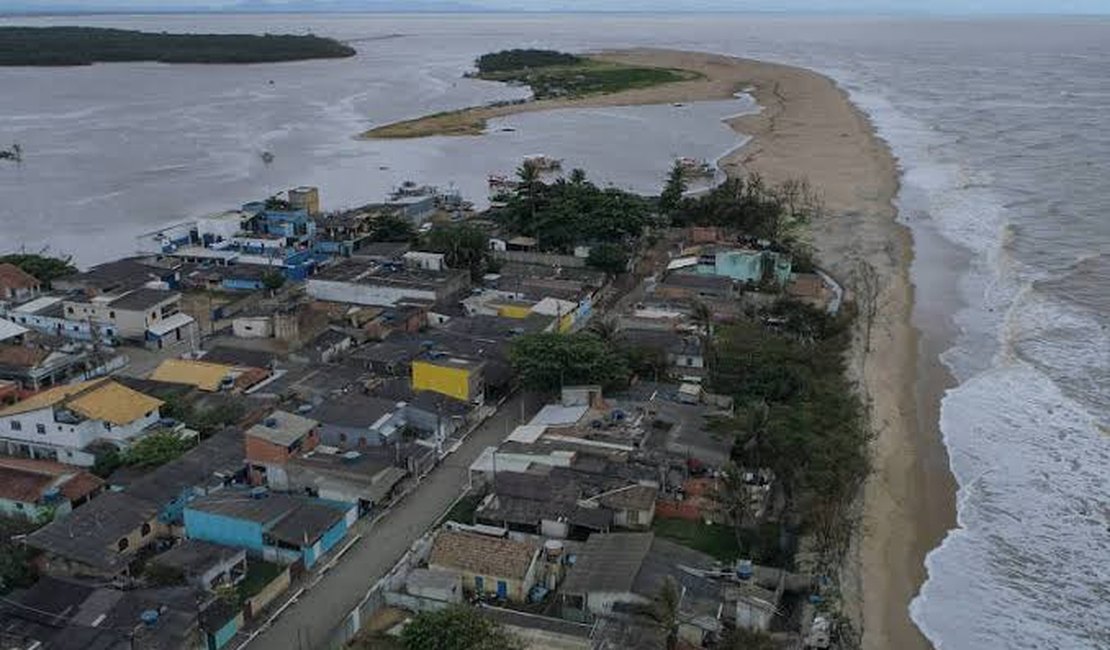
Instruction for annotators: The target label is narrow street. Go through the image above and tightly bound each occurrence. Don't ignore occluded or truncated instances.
[242,390,544,650]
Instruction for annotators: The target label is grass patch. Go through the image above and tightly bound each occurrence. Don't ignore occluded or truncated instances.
[438,490,483,527]
[237,560,283,603]
[652,517,740,562]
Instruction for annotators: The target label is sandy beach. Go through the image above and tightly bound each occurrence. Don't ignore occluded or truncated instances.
[366,48,957,649]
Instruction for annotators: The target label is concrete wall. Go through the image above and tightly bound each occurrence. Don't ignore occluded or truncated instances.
[307,279,435,307]
[184,508,265,552]
[233,316,273,338]
[491,250,586,268]
[244,565,291,619]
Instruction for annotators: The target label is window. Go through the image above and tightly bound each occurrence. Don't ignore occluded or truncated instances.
[140,523,151,536]
[338,433,347,444]
[628,510,640,525]
[118,538,130,551]
[103,422,112,431]
[109,311,115,319]
[474,576,484,592]
[66,306,74,314]
[9,420,20,432]
[36,424,45,435]
[15,503,23,511]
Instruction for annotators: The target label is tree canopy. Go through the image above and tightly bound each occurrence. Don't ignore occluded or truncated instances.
[585,242,629,275]
[510,332,630,392]
[400,606,520,650]
[0,27,356,67]
[0,253,76,285]
[367,212,417,243]
[424,224,490,280]
[475,49,581,73]
[495,171,653,253]
[671,173,820,247]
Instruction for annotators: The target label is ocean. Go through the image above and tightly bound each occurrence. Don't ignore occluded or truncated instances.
[2,13,1108,649]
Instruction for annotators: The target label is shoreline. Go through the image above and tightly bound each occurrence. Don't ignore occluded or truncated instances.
[361,46,956,648]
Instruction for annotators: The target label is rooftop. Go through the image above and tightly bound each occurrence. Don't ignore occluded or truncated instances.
[314,259,467,289]
[150,539,245,577]
[150,358,237,392]
[0,318,30,342]
[309,394,400,429]
[11,295,63,315]
[106,288,178,311]
[187,490,346,546]
[247,410,318,446]
[429,530,539,581]
[0,262,40,289]
[0,378,163,425]
[0,457,103,503]
[121,427,244,507]
[560,532,654,595]
[26,491,159,572]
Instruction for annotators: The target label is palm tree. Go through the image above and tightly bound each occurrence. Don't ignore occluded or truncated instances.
[569,167,587,186]
[654,577,682,650]
[690,300,715,379]
[588,318,621,344]
[515,160,542,242]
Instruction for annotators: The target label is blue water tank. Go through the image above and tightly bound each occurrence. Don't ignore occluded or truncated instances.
[140,610,159,627]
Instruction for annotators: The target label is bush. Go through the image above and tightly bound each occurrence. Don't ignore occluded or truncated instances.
[401,606,521,650]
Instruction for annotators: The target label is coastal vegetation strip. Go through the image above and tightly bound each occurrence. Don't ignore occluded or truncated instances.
[0,26,356,66]
[362,48,703,139]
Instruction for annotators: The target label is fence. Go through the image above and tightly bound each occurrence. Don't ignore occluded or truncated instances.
[491,250,586,268]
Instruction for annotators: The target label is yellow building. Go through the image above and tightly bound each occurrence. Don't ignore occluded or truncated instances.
[411,354,485,403]
[493,300,536,320]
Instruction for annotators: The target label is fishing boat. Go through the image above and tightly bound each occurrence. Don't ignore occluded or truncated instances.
[522,154,562,172]
[676,156,715,179]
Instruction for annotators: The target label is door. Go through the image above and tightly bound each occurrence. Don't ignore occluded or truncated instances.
[496,580,508,600]
[474,576,484,593]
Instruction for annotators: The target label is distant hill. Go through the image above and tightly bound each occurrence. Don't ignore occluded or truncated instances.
[0,26,357,66]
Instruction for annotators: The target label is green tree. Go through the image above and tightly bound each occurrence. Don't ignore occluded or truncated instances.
[659,160,687,214]
[261,269,286,293]
[586,242,629,275]
[568,167,587,186]
[654,577,681,650]
[0,516,39,594]
[368,212,416,243]
[400,606,521,650]
[510,332,629,392]
[0,253,76,285]
[424,224,490,281]
[722,626,777,650]
[123,432,193,468]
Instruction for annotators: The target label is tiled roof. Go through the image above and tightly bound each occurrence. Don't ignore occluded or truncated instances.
[247,410,318,446]
[561,532,654,595]
[0,457,104,502]
[66,381,164,425]
[0,263,40,290]
[0,464,55,503]
[0,344,49,368]
[429,531,538,581]
[150,358,235,392]
[0,378,102,416]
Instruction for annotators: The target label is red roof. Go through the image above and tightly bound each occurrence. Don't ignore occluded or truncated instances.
[0,457,105,504]
[0,345,49,368]
[0,263,40,290]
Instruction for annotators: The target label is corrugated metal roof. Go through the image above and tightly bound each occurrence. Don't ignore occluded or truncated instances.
[0,317,29,342]
[146,312,194,337]
[529,404,588,427]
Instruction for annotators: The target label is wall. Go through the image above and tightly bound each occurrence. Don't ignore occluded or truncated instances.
[307,278,436,307]
[411,361,473,402]
[244,564,291,620]
[491,250,586,268]
[184,508,264,552]
[233,316,273,338]
[304,514,350,569]
[0,497,48,520]
[208,611,243,650]
[0,406,159,457]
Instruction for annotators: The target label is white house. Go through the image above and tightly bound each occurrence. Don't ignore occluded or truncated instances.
[0,379,164,467]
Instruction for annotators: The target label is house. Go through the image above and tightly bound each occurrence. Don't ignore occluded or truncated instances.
[284,448,408,515]
[300,326,354,364]
[307,259,470,308]
[245,410,320,488]
[0,378,163,467]
[0,342,93,391]
[2,295,120,342]
[620,328,705,375]
[411,353,485,405]
[405,567,463,604]
[62,287,195,348]
[0,576,205,650]
[0,317,29,344]
[310,394,404,449]
[403,251,447,272]
[288,186,320,216]
[149,540,247,593]
[26,491,163,578]
[25,428,246,578]
[0,457,104,520]
[692,247,792,286]
[654,273,738,302]
[428,530,542,603]
[370,377,474,441]
[52,256,181,295]
[150,358,266,393]
[0,263,40,302]
[184,489,357,569]
[559,533,727,630]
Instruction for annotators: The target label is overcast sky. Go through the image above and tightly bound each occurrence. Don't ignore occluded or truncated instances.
[4,0,1109,14]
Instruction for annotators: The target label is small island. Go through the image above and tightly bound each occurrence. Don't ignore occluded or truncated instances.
[363,48,705,139]
[0,26,356,66]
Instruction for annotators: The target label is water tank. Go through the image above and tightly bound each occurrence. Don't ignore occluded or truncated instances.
[250,487,269,499]
[296,403,314,415]
[736,559,754,580]
[264,418,278,428]
[543,539,564,562]
[139,610,159,627]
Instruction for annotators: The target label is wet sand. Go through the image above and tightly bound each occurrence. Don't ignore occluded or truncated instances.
[367,47,957,650]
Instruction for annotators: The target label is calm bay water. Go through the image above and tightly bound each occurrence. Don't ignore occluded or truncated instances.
[1,13,1108,649]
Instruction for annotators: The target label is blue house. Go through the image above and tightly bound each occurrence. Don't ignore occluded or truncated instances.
[184,489,356,569]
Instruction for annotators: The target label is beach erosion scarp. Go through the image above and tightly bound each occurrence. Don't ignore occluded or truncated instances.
[363,47,957,650]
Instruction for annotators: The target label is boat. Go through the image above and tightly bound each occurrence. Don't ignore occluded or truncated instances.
[522,154,562,172]
[260,151,275,165]
[676,156,715,178]
[0,143,22,163]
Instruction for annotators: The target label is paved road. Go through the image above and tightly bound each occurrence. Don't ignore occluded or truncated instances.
[245,390,544,650]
